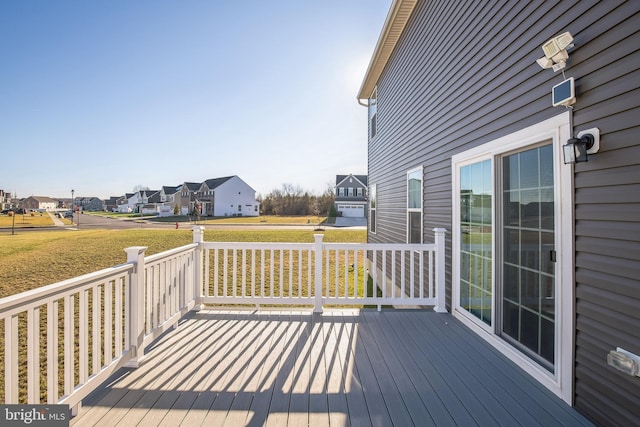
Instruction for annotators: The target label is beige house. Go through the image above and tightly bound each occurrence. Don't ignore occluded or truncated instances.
[21,196,58,211]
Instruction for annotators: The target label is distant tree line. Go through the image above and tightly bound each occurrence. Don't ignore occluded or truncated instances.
[258,183,336,216]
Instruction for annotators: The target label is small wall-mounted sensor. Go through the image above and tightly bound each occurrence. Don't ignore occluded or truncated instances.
[552,77,576,107]
[607,348,640,377]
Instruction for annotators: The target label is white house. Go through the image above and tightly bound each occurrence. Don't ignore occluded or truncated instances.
[197,176,259,217]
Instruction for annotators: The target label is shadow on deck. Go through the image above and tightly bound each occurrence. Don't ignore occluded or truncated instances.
[71,309,591,426]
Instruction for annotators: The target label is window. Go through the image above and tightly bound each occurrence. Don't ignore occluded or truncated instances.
[368,87,377,139]
[369,184,376,233]
[459,159,493,326]
[338,188,345,197]
[451,113,573,402]
[357,188,364,197]
[407,167,422,243]
[348,187,354,197]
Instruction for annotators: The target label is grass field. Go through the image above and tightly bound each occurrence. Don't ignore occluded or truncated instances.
[0,227,367,403]
[0,228,366,299]
[86,212,328,225]
[0,212,58,228]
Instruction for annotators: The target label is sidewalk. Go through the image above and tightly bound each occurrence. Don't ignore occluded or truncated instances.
[47,212,65,227]
[332,217,367,227]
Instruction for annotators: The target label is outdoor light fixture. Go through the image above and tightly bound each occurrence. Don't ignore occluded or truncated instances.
[563,128,600,164]
[537,31,574,72]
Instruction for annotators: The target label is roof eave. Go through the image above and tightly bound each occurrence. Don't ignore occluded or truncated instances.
[357,0,418,100]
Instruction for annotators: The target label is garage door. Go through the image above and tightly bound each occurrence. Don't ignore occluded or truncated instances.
[338,205,364,217]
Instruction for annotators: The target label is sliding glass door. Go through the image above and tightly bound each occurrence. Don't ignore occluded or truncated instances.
[501,144,555,370]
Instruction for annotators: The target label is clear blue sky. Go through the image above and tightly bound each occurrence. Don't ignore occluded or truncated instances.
[1,0,390,199]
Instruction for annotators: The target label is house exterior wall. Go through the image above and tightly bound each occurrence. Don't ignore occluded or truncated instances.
[213,176,259,217]
[365,1,639,425]
[21,197,57,211]
[335,175,368,217]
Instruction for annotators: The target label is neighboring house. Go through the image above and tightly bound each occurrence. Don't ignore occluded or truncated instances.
[143,190,163,215]
[104,196,121,213]
[178,182,201,216]
[76,197,104,212]
[159,186,181,214]
[117,191,151,213]
[21,196,57,211]
[358,1,639,426]
[334,174,368,217]
[196,176,259,217]
[117,193,135,213]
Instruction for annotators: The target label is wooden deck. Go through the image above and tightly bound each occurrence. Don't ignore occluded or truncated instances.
[71,309,592,426]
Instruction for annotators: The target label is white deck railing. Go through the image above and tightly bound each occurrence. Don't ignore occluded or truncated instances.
[199,229,447,312]
[0,226,446,413]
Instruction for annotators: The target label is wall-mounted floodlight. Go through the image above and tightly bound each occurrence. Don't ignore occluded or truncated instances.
[537,31,574,72]
[563,128,600,164]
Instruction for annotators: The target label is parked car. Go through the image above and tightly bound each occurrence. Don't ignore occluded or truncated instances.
[63,211,73,218]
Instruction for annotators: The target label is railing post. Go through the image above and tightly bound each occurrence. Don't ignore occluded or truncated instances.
[433,228,448,313]
[192,226,205,311]
[313,234,324,313]
[124,246,147,368]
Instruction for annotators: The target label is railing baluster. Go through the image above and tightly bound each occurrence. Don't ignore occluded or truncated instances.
[92,286,100,375]
[64,294,74,397]
[105,281,113,365]
[289,250,293,297]
[308,248,313,300]
[124,274,130,352]
[270,250,274,298]
[223,248,228,298]
[242,249,247,298]
[400,250,405,299]
[298,249,304,297]
[79,290,88,385]
[5,314,18,403]
[232,249,237,297]
[115,277,123,358]
[419,250,425,299]
[261,249,265,298]
[27,307,40,403]
[251,249,256,297]
[392,250,398,299]
[47,300,59,403]
[279,250,284,297]
[373,250,378,299]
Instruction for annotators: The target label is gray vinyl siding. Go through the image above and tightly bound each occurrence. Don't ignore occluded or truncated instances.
[571,1,640,424]
[367,0,640,425]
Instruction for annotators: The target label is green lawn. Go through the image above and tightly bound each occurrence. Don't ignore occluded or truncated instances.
[85,212,328,225]
[0,228,365,298]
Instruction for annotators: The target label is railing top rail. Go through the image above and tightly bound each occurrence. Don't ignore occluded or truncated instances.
[145,243,198,264]
[0,263,133,315]
[201,241,437,251]
[323,242,437,251]
[201,241,314,250]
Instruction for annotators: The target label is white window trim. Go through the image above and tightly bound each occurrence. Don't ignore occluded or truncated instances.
[407,166,423,244]
[450,112,573,404]
[369,184,377,234]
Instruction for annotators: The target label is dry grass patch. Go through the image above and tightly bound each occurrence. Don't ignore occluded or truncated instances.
[0,229,365,298]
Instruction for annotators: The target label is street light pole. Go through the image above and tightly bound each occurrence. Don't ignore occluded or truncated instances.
[71,189,75,228]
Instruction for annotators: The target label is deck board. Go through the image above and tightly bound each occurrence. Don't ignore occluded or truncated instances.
[72,309,593,426]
